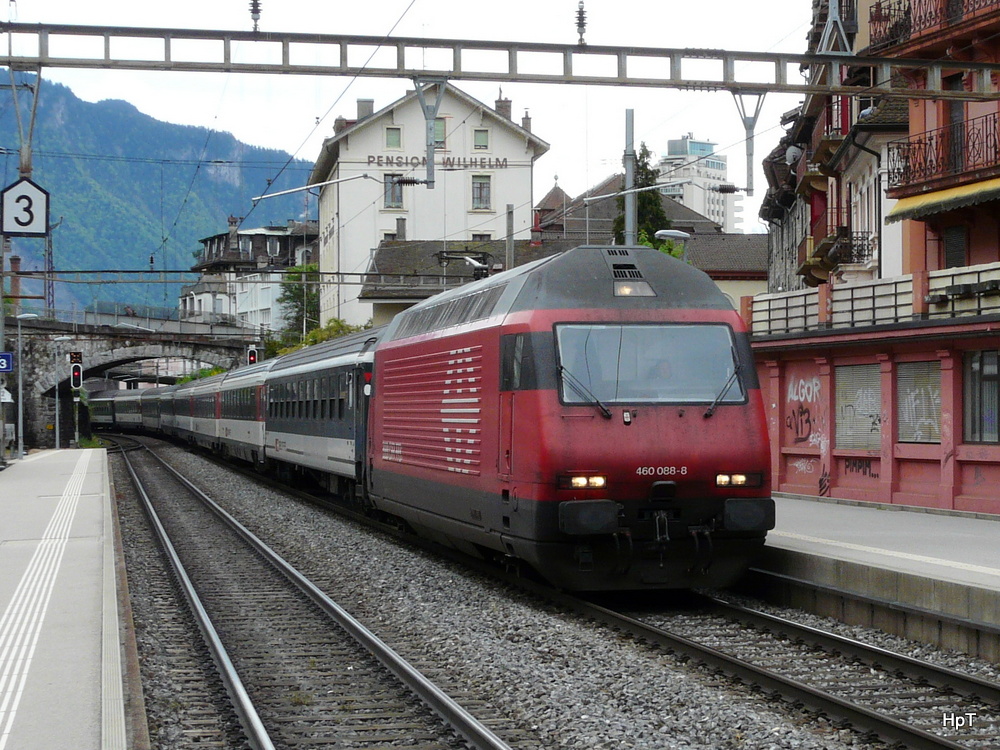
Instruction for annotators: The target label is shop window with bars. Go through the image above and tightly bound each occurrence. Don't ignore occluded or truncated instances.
[897,361,941,443]
[965,351,1000,443]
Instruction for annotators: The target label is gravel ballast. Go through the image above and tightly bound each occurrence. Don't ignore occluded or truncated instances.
[119,443,998,749]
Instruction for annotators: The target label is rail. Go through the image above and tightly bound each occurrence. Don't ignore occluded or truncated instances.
[119,438,513,750]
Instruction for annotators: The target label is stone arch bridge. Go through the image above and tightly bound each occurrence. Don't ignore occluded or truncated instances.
[6,318,253,449]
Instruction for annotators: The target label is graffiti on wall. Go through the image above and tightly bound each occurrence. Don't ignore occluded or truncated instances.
[898,383,941,443]
[819,464,831,496]
[785,375,828,452]
[844,458,879,479]
[790,457,818,474]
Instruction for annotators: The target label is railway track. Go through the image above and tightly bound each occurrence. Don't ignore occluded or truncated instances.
[109,435,518,750]
[568,592,1000,750]
[109,435,1000,748]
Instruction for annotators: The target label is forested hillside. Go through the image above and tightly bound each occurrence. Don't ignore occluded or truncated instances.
[0,73,315,312]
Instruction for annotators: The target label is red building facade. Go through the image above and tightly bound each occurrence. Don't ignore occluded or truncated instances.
[753,0,1000,513]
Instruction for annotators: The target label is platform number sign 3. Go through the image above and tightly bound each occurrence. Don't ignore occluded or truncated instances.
[1,178,50,237]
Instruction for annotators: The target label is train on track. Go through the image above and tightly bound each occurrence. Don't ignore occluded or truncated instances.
[92,245,775,590]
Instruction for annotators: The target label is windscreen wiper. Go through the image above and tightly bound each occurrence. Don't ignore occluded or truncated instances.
[704,360,742,419]
[558,365,613,419]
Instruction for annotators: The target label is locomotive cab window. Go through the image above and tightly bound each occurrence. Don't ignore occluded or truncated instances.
[555,323,746,405]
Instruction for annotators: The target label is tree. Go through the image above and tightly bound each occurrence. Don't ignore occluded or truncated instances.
[277,264,320,343]
[613,142,672,251]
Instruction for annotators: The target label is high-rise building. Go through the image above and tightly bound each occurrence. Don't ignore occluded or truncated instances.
[656,134,743,233]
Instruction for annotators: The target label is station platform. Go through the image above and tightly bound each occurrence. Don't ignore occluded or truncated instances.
[743,493,1000,661]
[0,449,134,750]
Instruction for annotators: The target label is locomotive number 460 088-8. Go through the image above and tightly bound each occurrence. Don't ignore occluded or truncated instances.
[635,466,689,476]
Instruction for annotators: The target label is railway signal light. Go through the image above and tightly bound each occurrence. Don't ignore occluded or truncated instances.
[247,347,258,365]
[69,351,83,364]
[70,363,83,390]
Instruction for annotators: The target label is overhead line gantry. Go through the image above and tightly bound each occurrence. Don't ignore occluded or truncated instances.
[1,22,997,101]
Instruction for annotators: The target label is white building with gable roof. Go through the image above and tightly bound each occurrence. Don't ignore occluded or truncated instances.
[309,82,549,327]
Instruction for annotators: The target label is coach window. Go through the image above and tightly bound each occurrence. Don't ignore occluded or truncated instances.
[338,373,348,419]
[834,364,881,450]
[965,351,999,442]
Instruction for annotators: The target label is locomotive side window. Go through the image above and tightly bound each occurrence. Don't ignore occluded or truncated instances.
[555,323,746,405]
[501,333,534,391]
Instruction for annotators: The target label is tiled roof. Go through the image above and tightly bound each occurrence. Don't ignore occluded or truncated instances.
[536,173,723,240]
[359,239,579,300]
[685,233,768,275]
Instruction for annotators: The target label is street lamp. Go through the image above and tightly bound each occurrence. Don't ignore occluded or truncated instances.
[53,335,72,449]
[15,313,38,458]
[655,229,692,262]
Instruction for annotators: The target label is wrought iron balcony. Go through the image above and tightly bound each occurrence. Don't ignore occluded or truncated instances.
[829,232,877,265]
[887,111,1000,190]
[871,0,1000,51]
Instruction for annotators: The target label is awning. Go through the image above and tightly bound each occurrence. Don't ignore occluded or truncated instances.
[886,176,1000,223]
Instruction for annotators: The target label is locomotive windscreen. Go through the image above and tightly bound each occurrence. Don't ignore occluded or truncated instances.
[555,323,746,405]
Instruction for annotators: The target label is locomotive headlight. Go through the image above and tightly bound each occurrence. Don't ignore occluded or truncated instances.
[560,475,608,489]
[716,473,763,488]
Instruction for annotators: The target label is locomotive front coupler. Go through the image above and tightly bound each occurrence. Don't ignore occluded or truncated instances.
[687,525,715,575]
[612,529,634,573]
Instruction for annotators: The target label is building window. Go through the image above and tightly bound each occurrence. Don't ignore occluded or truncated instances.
[472,175,491,210]
[434,117,447,149]
[386,126,402,149]
[473,128,489,150]
[897,361,941,443]
[965,351,1000,443]
[943,225,967,268]
[472,233,491,241]
[835,364,881,450]
[383,232,397,241]
[384,174,403,209]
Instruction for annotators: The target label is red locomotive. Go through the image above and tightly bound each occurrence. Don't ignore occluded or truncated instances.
[368,244,774,590]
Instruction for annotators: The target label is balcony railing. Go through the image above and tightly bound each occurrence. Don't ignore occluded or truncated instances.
[887,111,1000,189]
[871,0,1000,50]
[750,261,1000,336]
[829,232,877,265]
[812,206,849,244]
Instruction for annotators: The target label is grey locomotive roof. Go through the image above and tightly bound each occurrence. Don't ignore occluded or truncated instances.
[506,245,733,313]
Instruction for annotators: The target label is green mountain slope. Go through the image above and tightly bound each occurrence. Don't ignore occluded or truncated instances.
[0,74,316,313]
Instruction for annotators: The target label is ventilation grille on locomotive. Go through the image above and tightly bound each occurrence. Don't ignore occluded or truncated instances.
[612,263,643,279]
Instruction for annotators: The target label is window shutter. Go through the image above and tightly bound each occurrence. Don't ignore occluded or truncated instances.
[897,361,941,443]
[835,364,881,450]
[943,226,966,268]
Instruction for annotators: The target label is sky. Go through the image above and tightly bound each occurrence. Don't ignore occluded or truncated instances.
[5,0,815,233]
